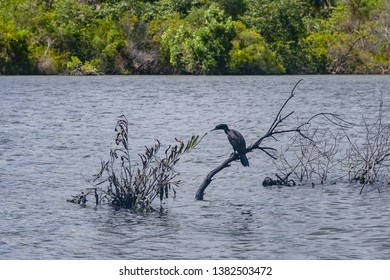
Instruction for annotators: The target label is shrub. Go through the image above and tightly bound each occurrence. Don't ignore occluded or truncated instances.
[68,116,205,211]
[228,21,285,74]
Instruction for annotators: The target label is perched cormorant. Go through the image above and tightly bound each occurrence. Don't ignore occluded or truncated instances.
[211,124,249,167]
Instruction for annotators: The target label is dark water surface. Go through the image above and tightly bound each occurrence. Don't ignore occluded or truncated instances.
[0,75,389,259]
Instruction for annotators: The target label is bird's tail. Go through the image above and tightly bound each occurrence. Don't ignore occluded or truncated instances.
[240,154,249,167]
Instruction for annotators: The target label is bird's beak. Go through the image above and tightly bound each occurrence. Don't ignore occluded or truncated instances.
[210,128,216,132]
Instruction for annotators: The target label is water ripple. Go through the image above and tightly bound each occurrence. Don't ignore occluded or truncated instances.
[0,76,390,259]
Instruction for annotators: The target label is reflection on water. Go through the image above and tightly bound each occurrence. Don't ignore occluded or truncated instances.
[0,75,389,259]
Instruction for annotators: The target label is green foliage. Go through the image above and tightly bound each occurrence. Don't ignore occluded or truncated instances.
[300,32,331,73]
[161,4,235,74]
[66,56,83,75]
[0,28,37,74]
[228,21,285,74]
[189,4,235,74]
[204,0,248,19]
[243,0,309,73]
[154,0,202,17]
[51,0,96,59]
[322,0,389,73]
[161,24,191,71]
[64,56,100,75]
[91,16,127,73]
[0,0,388,74]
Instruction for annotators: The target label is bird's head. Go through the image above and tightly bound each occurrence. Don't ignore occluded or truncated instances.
[211,124,229,132]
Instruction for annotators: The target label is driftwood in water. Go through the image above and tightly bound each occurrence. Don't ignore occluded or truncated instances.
[262,173,296,187]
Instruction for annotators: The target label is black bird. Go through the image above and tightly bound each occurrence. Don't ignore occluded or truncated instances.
[211,124,249,167]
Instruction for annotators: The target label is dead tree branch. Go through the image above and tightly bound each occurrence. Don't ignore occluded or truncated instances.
[195,80,353,200]
[344,94,390,192]
[196,80,307,200]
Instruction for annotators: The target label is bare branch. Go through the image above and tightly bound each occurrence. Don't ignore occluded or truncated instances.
[196,80,305,200]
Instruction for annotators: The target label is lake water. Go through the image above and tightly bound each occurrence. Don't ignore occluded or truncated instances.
[0,75,390,259]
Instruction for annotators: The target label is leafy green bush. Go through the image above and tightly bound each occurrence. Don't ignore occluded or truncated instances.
[0,28,37,74]
[66,56,83,75]
[243,0,309,73]
[161,4,235,74]
[228,21,285,74]
[300,32,332,74]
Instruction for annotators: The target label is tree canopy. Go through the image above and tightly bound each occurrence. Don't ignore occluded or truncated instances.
[0,0,389,74]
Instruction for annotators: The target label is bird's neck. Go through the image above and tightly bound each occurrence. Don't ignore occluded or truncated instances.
[223,128,230,134]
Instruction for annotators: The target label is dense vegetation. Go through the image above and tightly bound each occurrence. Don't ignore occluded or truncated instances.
[1,0,389,75]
